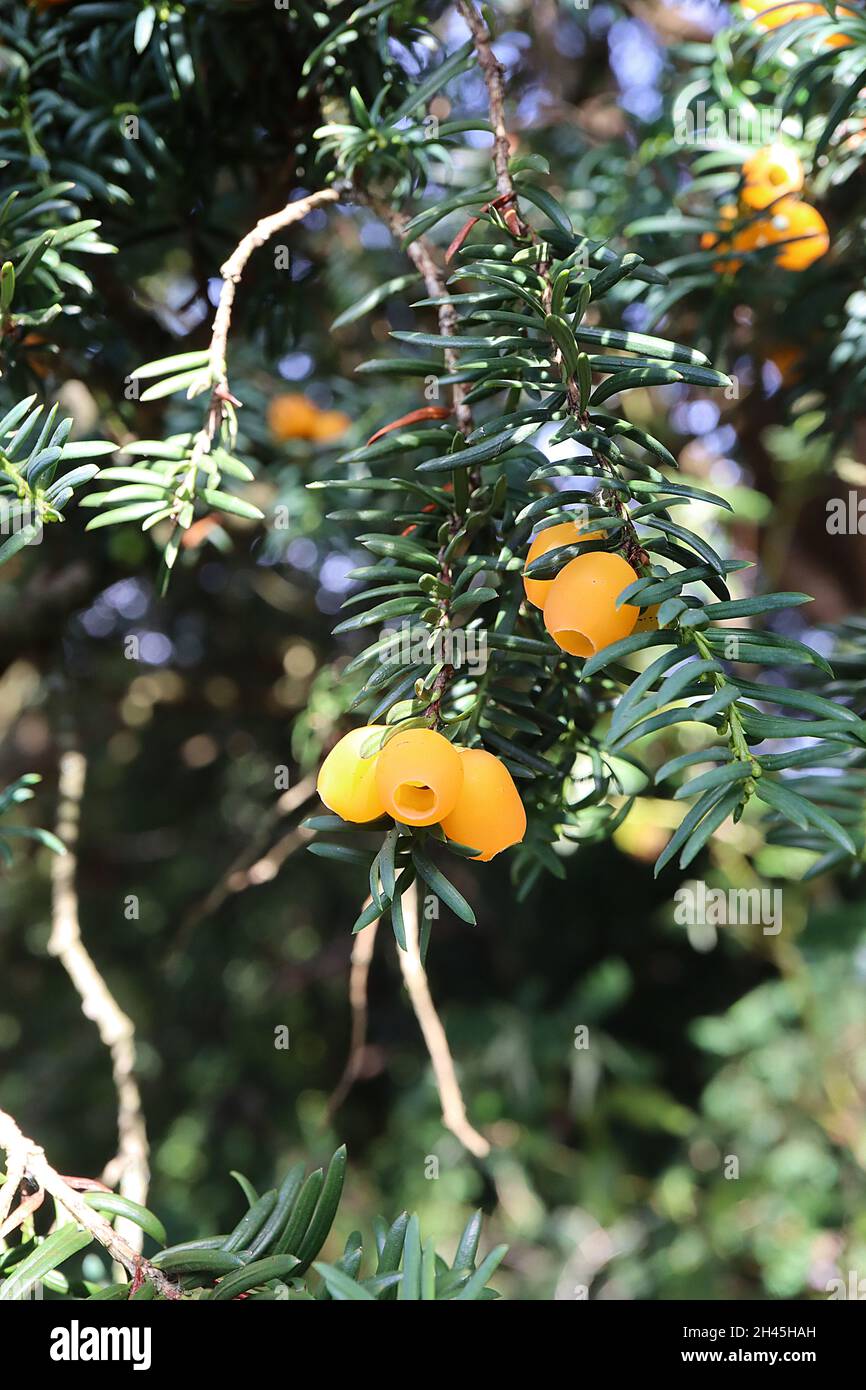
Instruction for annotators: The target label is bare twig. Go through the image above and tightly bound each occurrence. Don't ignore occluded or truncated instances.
[327,900,381,1117]
[0,1109,179,1299]
[457,1,524,219]
[48,748,150,1255]
[396,883,491,1159]
[0,1148,25,1231]
[168,186,342,540]
[178,771,318,940]
[209,188,340,391]
[370,198,473,438]
[0,1185,44,1242]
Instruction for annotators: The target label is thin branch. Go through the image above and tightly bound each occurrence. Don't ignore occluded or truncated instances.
[0,1109,179,1299]
[370,197,473,438]
[396,883,491,1159]
[457,1,524,220]
[167,187,341,541]
[209,188,340,390]
[0,1149,25,1231]
[177,771,318,941]
[48,747,150,1256]
[327,899,381,1117]
[459,0,639,549]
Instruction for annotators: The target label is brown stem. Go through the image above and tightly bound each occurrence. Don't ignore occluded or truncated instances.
[210,187,340,390]
[0,1109,179,1299]
[396,883,491,1158]
[327,900,381,1116]
[177,770,319,943]
[167,187,341,542]
[368,197,473,438]
[457,2,516,205]
[49,746,150,1258]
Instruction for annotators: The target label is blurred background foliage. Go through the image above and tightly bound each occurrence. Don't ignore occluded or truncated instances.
[2,0,866,1300]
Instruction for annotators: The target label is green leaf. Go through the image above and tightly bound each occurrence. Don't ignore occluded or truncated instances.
[82,1193,166,1247]
[228,1171,258,1206]
[139,370,206,402]
[411,847,476,924]
[582,630,678,678]
[210,1255,299,1300]
[454,1244,508,1300]
[755,778,857,857]
[673,760,752,800]
[249,1164,306,1258]
[84,502,167,530]
[151,1248,245,1277]
[221,1190,277,1253]
[352,897,383,934]
[515,183,574,236]
[275,1169,324,1257]
[307,843,374,867]
[590,366,683,406]
[200,489,264,521]
[815,63,866,159]
[331,273,421,330]
[398,1214,422,1301]
[389,37,475,123]
[0,1225,91,1301]
[655,785,734,878]
[132,350,210,380]
[703,593,812,620]
[292,1146,347,1272]
[452,1211,483,1271]
[678,786,746,870]
[314,1261,375,1300]
[0,524,44,566]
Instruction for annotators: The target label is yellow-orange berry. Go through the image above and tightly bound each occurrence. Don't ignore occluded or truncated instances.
[317,725,387,823]
[374,728,463,827]
[440,749,526,861]
[741,144,804,210]
[766,342,805,384]
[700,203,737,248]
[821,7,857,47]
[728,217,768,268]
[740,1,856,41]
[633,604,660,634]
[267,392,320,442]
[739,1,819,30]
[310,409,351,443]
[523,520,604,610]
[764,197,829,270]
[701,204,743,272]
[543,551,639,657]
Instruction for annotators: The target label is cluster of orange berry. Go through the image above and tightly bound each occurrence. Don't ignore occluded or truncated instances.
[317,727,526,860]
[267,392,350,444]
[702,144,829,273]
[316,524,658,859]
[522,520,653,657]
